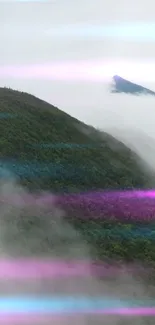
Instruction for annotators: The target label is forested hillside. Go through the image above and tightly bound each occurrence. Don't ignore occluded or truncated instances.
[0,86,154,269]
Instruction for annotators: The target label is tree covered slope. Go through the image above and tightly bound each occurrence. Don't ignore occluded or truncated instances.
[0,87,151,191]
[0,87,154,267]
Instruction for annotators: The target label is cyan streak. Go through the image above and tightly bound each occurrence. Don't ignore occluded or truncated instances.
[97,227,155,240]
[0,296,153,313]
[47,23,155,41]
[0,113,18,119]
[0,160,86,179]
[31,143,97,149]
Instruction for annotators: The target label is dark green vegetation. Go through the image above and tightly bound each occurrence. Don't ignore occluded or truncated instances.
[0,87,155,267]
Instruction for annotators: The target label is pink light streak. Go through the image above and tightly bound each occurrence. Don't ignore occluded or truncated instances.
[0,59,155,82]
[0,61,109,82]
[91,308,155,315]
[0,308,154,324]
[0,259,90,279]
[0,259,150,279]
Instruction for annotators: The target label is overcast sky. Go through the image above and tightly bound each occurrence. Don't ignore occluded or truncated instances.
[0,0,155,144]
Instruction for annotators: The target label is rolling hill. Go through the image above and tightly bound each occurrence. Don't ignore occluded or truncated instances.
[0,86,155,268]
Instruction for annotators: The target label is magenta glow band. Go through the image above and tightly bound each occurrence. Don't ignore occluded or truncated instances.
[56,190,155,222]
[0,308,154,324]
[1,189,155,221]
[0,259,150,279]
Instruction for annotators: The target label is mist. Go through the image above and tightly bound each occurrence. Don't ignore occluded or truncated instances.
[52,80,155,177]
[98,88,155,174]
[0,174,154,324]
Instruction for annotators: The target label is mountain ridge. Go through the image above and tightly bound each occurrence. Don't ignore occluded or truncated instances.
[0,86,150,192]
[111,75,155,95]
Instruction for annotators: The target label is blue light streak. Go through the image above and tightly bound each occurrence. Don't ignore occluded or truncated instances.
[0,296,154,313]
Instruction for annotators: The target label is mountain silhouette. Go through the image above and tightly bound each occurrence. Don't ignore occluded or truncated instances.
[111,75,155,96]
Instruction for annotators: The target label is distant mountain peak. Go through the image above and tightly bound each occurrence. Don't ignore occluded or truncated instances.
[111,75,155,96]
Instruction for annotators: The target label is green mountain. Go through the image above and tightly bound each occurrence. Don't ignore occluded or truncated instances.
[0,87,154,268]
[0,87,151,191]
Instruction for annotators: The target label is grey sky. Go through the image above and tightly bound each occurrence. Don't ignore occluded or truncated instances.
[0,0,155,142]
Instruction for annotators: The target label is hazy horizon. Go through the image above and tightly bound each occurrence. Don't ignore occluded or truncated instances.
[1,0,155,169]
